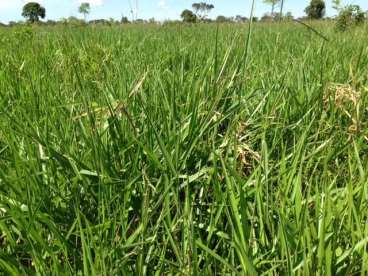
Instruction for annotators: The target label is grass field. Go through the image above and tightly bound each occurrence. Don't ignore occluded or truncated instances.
[1,22,368,274]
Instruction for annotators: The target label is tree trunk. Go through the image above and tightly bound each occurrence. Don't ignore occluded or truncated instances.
[271,3,275,16]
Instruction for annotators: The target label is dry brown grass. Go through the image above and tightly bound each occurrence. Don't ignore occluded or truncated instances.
[324,83,360,111]
[324,83,362,135]
[235,122,260,176]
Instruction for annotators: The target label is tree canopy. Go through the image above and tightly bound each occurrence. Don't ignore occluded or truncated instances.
[79,3,91,21]
[22,2,46,23]
[305,0,326,19]
[263,0,280,16]
[192,2,214,20]
[181,9,197,23]
[235,15,248,23]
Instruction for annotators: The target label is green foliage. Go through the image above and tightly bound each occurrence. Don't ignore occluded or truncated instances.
[305,0,326,19]
[0,22,368,274]
[263,0,280,5]
[261,13,274,22]
[261,12,286,22]
[216,15,229,23]
[263,0,281,16]
[21,2,46,23]
[235,15,248,22]
[192,2,215,20]
[285,11,294,21]
[78,2,91,21]
[121,16,130,24]
[335,5,366,31]
[181,9,197,23]
[66,16,86,27]
[332,0,341,11]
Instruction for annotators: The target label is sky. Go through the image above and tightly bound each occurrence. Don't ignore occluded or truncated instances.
[0,0,367,23]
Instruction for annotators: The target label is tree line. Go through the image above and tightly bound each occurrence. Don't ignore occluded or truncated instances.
[181,0,367,27]
[1,1,366,31]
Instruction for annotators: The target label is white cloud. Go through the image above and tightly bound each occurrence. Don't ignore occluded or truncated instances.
[158,0,168,10]
[77,0,104,7]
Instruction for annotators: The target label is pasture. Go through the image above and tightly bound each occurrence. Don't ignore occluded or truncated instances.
[0,22,368,274]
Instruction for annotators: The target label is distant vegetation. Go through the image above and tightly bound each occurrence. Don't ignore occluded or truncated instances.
[0,0,365,28]
[333,0,366,31]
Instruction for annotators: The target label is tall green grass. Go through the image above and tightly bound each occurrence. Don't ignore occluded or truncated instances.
[0,22,368,274]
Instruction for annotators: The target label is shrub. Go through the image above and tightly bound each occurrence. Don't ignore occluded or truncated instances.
[335,5,365,31]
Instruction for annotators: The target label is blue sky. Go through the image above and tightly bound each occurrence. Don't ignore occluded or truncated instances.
[0,0,367,23]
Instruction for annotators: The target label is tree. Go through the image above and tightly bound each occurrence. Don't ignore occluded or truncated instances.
[335,5,365,31]
[273,12,283,21]
[46,20,57,26]
[67,16,85,26]
[22,2,46,23]
[285,11,294,21]
[216,15,229,23]
[109,17,118,25]
[121,16,130,24]
[181,9,197,23]
[79,3,91,21]
[60,18,68,25]
[263,0,280,17]
[235,15,248,23]
[134,19,145,24]
[261,13,274,22]
[192,2,214,20]
[89,19,110,25]
[305,0,326,19]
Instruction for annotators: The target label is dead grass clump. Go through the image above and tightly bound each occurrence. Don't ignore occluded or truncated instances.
[324,83,360,112]
[235,122,260,176]
[324,83,362,135]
